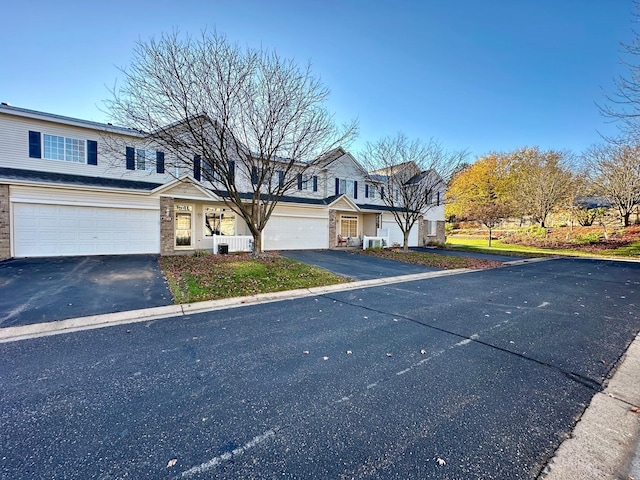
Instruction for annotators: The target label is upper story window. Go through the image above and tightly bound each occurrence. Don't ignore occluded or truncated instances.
[43,134,86,163]
[29,131,97,165]
[335,178,358,198]
[366,184,377,199]
[136,149,156,171]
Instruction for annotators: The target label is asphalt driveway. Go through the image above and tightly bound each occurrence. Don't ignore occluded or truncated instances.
[281,249,438,280]
[0,255,172,327]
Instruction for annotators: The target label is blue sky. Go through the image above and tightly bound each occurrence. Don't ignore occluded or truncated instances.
[1,1,635,159]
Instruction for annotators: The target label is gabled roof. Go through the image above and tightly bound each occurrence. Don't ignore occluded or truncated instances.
[0,167,162,191]
[0,103,140,136]
[315,147,348,168]
[327,194,361,212]
[152,175,220,200]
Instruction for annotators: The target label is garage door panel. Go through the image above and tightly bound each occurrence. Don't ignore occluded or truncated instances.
[263,215,328,250]
[382,220,419,247]
[13,203,160,257]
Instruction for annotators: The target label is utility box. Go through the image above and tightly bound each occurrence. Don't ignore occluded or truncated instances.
[218,244,229,255]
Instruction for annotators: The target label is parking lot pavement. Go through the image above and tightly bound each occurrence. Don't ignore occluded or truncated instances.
[1,257,638,479]
[280,249,437,280]
[0,255,172,327]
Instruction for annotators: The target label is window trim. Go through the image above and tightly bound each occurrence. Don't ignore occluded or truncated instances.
[174,203,194,249]
[42,133,87,163]
[340,214,359,237]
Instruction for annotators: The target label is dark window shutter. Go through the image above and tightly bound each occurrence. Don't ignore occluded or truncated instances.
[125,147,135,170]
[353,181,358,199]
[278,170,285,188]
[365,184,369,198]
[297,174,303,190]
[436,191,440,206]
[335,178,340,195]
[313,176,318,192]
[28,131,41,158]
[228,160,235,182]
[381,186,385,199]
[251,166,258,184]
[156,151,165,174]
[194,155,201,181]
[87,140,98,165]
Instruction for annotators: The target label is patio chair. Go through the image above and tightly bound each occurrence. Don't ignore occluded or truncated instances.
[337,234,347,247]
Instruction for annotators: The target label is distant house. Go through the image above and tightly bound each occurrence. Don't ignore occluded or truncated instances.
[0,104,445,259]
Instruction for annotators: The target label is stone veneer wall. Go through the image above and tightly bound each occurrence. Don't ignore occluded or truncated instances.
[160,197,175,255]
[436,220,446,244]
[0,184,9,260]
[328,210,337,248]
[418,217,425,246]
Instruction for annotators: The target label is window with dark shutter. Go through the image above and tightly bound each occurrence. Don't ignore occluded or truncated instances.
[313,176,318,192]
[194,155,201,181]
[156,151,165,174]
[353,181,358,199]
[28,131,41,158]
[125,147,135,170]
[87,140,98,165]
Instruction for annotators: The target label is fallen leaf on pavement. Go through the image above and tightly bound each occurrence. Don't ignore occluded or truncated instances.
[386,353,393,357]
[303,350,310,355]
[631,407,640,414]
[323,356,329,361]
[346,350,353,355]
[167,458,177,468]
[420,349,427,355]
[436,458,446,466]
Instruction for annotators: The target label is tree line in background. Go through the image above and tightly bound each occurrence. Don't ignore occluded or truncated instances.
[446,143,640,244]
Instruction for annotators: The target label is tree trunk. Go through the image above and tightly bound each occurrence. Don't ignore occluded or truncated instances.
[248,226,263,255]
[623,212,631,227]
[403,230,410,252]
[488,227,492,247]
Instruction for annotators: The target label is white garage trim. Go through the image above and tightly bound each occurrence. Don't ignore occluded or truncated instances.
[263,214,329,251]
[10,197,159,210]
[12,203,160,257]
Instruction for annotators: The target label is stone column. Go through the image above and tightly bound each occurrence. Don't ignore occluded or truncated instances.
[160,197,175,255]
[329,210,337,248]
[436,220,446,244]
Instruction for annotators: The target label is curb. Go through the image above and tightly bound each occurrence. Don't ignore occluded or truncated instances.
[0,265,502,343]
[539,333,640,479]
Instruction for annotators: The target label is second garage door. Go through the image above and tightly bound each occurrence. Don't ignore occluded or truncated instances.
[263,215,329,250]
[382,220,419,247]
[13,203,160,257]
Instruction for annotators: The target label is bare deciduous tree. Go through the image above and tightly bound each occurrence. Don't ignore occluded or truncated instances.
[584,142,640,226]
[360,133,464,251]
[106,30,356,254]
[600,2,640,141]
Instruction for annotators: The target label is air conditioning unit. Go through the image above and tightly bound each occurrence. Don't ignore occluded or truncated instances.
[367,238,382,249]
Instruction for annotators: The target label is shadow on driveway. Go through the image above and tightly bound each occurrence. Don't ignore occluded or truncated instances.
[280,249,438,280]
[0,255,172,328]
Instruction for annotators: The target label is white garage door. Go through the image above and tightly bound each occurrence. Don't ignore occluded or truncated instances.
[382,220,419,247]
[263,215,328,250]
[13,203,160,257]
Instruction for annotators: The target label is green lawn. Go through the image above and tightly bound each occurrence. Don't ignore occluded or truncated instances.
[160,254,348,304]
[446,235,640,258]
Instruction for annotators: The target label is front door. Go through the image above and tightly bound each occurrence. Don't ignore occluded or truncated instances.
[175,204,193,247]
